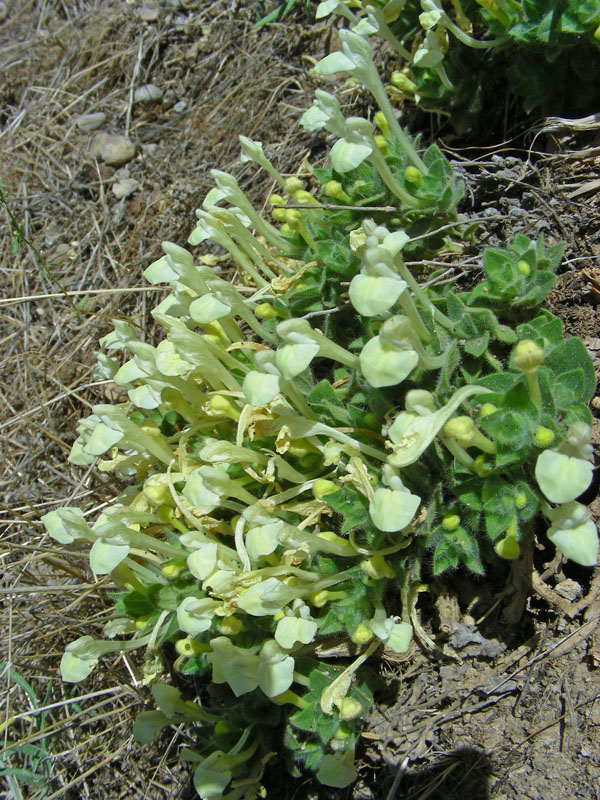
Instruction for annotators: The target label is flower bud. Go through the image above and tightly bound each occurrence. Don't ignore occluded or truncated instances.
[373,111,389,137]
[255,302,282,319]
[339,697,363,721]
[208,394,241,421]
[310,589,347,607]
[514,492,527,510]
[313,479,338,500]
[323,180,351,203]
[294,189,318,205]
[474,454,491,477]
[284,176,304,195]
[374,135,388,153]
[513,339,544,373]
[479,402,497,417]
[534,426,554,447]
[441,513,460,531]
[217,615,244,636]
[272,207,287,222]
[495,536,520,560]
[161,559,187,580]
[517,260,531,276]
[360,555,395,580]
[269,193,285,206]
[351,623,374,645]
[404,166,423,185]
[390,71,417,93]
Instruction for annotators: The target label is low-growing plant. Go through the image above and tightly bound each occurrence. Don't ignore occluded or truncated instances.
[317,0,600,129]
[43,28,597,798]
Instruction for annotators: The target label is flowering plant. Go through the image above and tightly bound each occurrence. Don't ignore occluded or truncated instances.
[44,28,597,797]
[317,0,600,128]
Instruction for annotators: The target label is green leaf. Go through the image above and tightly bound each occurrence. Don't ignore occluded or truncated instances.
[325,487,371,535]
[544,338,596,402]
[307,380,351,426]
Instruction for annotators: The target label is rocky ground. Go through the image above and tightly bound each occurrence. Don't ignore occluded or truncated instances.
[1,2,599,798]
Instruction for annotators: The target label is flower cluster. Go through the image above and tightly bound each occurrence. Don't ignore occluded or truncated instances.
[44,19,597,797]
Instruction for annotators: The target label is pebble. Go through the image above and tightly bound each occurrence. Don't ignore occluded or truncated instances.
[76,112,106,132]
[139,5,159,21]
[173,100,187,113]
[112,178,140,199]
[99,135,136,166]
[134,84,162,104]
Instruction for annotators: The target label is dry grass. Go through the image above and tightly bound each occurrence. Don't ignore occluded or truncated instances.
[0,1,322,796]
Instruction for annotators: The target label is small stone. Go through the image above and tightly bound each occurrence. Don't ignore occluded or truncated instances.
[173,100,187,113]
[76,112,106,132]
[134,84,162,104]
[99,135,136,166]
[89,131,110,158]
[554,578,583,602]
[112,178,140,199]
[113,167,130,181]
[139,5,159,21]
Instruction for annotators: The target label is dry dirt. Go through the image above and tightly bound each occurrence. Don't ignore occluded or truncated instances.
[1,2,599,799]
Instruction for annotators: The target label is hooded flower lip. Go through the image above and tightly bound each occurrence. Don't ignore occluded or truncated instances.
[535,450,593,504]
[368,486,420,532]
[546,502,599,567]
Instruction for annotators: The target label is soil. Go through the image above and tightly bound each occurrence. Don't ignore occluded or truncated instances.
[1,2,599,799]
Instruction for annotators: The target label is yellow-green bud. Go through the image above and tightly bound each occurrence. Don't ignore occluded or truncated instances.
[334,722,352,739]
[441,513,460,531]
[313,479,338,500]
[373,110,389,136]
[284,176,304,195]
[323,180,351,203]
[351,622,374,645]
[310,589,347,607]
[284,208,302,226]
[269,193,285,206]
[294,189,317,205]
[479,402,497,417]
[514,492,527,510]
[217,615,243,636]
[272,207,287,222]
[161,559,187,580]
[444,416,496,453]
[474,454,491,477]
[533,426,555,447]
[280,223,293,236]
[361,555,394,580]
[339,697,363,721]
[255,302,281,319]
[517,260,531,276]
[404,166,423,185]
[443,416,477,446]
[495,536,520,560]
[390,71,417,93]
[135,615,151,630]
[374,134,388,153]
[208,394,241,421]
[513,339,544,373]
[204,320,231,344]
[362,412,379,429]
[175,637,211,657]
[215,720,233,737]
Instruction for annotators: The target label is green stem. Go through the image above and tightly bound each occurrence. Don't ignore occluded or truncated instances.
[367,142,428,208]
[526,371,542,411]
